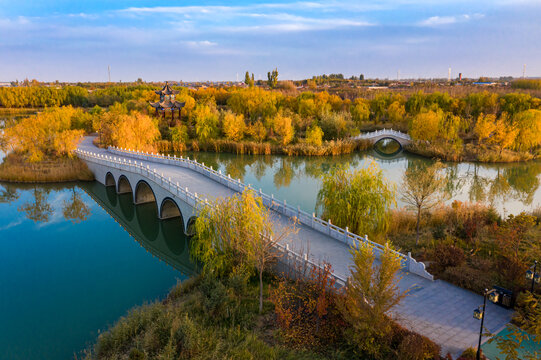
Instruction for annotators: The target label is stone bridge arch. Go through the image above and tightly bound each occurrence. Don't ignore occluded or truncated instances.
[160,197,185,223]
[185,216,197,237]
[135,180,157,205]
[105,172,115,187]
[117,175,133,194]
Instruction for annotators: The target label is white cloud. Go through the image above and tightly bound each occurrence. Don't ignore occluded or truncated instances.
[418,13,484,26]
[184,40,217,47]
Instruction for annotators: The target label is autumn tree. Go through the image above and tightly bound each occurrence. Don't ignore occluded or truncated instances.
[192,190,295,313]
[169,123,189,151]
[2,106,84,162]
[273,112,295,145]
[351,98,370,126]
[340,242,407,358]
[193,102,219,142]
[305,125,324,146]
[409,109,443,142]
[317,162,396,238]
[401,161,446,245]
[474,113,497,144]
[221,110,246,141]
[248,121,267,142]
[387,100,406,125]
[511,109,541,152]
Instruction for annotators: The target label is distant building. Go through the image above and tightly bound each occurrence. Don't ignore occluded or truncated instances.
[473,82,496,86]
[0,82,11,87]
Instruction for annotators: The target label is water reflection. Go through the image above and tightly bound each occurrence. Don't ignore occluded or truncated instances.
[374,138,402,157]
[183,150,541,215]
[80,182,195,274]
[18,188,54,222]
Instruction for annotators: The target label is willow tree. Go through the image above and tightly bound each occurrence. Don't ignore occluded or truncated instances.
[192,190,295,313]
[401,161,446,245]
[316,162,396,238]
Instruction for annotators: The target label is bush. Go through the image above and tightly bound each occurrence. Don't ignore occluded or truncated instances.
[440,264,494,294]
[431,244,466,273]
[397,332,441,360]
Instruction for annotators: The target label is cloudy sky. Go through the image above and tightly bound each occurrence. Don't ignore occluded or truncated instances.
[0,1,539,82]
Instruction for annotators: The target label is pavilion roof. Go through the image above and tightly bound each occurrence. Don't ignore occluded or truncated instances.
[155,82,179,95]
[149,100,186,109]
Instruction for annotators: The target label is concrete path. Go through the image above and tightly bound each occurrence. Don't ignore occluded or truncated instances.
[78,137,513,358]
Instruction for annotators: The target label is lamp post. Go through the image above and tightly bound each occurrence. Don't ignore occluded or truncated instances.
[526,260,540,293]
[473,288,499,360]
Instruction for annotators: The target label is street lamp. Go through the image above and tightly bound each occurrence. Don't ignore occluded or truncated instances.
[526,260,540,293]
[473,288,499,360]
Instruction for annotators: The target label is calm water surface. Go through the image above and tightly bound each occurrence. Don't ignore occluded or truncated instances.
[185,150,541,216]
[0,182,193,360]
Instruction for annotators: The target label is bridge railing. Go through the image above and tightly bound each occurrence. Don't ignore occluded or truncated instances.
[75,148,350,287]
[100,146,433,281]
[355,128,412,141]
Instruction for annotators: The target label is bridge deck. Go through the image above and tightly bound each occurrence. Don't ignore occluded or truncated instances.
[78,137,512,357]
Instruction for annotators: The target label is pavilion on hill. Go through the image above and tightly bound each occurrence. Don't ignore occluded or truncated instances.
[150,82,186,123]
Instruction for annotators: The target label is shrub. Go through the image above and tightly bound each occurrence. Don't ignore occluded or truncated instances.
[431,244,466,273]
[440,264,494,294]
[397,332,441,360]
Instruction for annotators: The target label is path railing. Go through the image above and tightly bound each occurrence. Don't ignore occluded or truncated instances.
[354,128,411,141]
[99,146,433,281]
[75,148,349,287]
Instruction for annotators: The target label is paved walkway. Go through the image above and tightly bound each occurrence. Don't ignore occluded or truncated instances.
[78,137,513,358]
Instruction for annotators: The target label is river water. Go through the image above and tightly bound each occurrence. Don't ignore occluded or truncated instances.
[2,116,541,358]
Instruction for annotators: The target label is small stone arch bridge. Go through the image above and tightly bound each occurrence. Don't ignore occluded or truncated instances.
[354,128,412,147]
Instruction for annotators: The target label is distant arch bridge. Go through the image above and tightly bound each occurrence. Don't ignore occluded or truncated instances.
[354,129,412,148]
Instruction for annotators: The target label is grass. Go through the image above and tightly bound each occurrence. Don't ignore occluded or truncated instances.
[0,153,94,182]
[82,275,329,360]
[406,140,537,163]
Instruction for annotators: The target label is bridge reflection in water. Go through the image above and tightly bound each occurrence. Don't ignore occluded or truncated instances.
[373,137,403,157]
[81,182,196,276]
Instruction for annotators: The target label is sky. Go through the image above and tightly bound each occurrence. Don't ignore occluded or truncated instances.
[0,0,540,82]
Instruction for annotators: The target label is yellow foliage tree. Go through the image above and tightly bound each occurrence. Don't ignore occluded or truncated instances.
[409,110,443,142]
[305,125,324,146]
[474,113,497,144]
[351,99,370,125]
[193,103,219,142]
[273,112,295,145]
[222,110,246,141]
[387,100,406,125]
[249,121,267,143]
[108,113,160,152]
[512,109,541,152]
[3,106,84,162]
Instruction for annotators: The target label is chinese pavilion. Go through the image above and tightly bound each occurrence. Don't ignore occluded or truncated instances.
[150,82,185,124]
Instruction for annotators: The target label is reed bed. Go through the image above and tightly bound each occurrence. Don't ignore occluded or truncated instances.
[0,154,94,182]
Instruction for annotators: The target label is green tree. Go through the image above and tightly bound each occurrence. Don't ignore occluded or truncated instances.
[267,68,278,89]
[317,162,396,237]
[401,161,447,245]
[244,71,254,87]
[339,242,407,358]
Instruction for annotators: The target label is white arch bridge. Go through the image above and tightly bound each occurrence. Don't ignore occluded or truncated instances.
[354,128,412,147]
[75,136,512,357]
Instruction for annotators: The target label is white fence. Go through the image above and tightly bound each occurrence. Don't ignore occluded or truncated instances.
[97,146,432,281]
[355,129,411,141]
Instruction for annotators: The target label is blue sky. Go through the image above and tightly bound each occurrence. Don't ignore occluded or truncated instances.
[0,1,539,82]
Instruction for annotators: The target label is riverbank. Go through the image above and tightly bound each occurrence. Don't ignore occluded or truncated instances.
[406,141,538,163]
[0,153,94,182]
[83,273,441,360]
